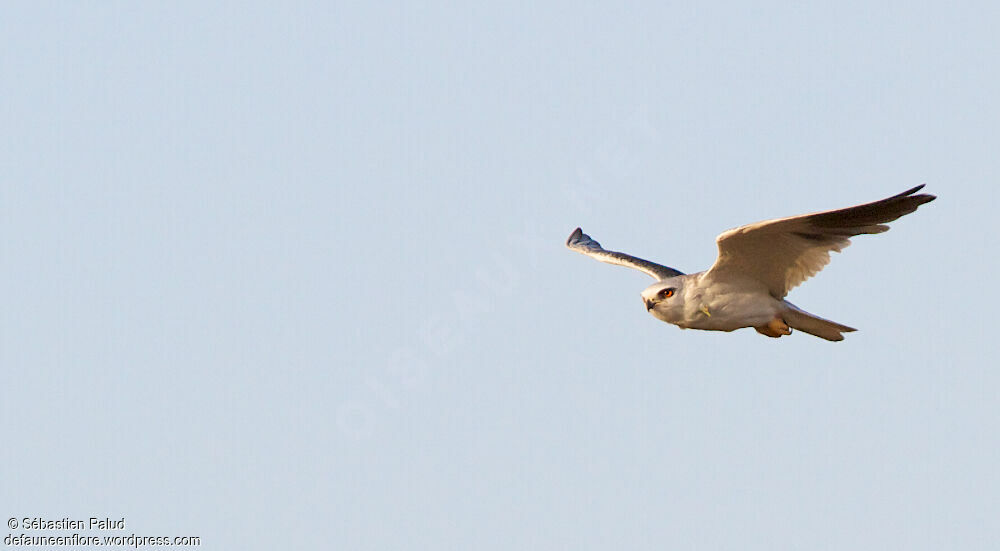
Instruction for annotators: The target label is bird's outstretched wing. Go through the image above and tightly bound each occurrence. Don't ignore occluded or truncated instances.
[705,185,935,298]
[566,228,684,280]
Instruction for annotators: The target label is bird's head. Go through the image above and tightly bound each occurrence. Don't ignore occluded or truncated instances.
[641,278,685,322]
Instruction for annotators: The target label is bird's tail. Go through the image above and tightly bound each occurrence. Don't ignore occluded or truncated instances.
[782,302,857,342]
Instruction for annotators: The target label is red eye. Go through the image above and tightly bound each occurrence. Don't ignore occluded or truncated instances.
[658,288,674,299]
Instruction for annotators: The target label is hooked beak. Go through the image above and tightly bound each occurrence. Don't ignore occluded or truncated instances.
[644,298,655,311]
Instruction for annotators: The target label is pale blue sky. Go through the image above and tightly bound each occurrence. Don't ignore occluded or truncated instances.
[2,2,998,549]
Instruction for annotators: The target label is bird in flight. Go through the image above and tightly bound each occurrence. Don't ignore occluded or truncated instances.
[566,185,935,341]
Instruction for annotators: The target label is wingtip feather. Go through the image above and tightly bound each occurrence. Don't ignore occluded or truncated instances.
[897,183,936,204]
[566,227,583,246]
[897,184,925,197]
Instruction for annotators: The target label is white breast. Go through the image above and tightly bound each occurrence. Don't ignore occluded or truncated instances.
[680,274,781,331]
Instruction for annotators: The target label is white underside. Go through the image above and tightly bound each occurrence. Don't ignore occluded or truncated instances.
[649,273,784,331]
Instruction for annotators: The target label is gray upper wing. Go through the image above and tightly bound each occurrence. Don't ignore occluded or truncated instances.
[566,228,684,281]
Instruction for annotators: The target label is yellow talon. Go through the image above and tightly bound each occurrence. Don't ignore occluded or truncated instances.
[700,306,711,317]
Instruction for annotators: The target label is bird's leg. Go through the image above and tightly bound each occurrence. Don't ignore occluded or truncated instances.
[755,317,792,338]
